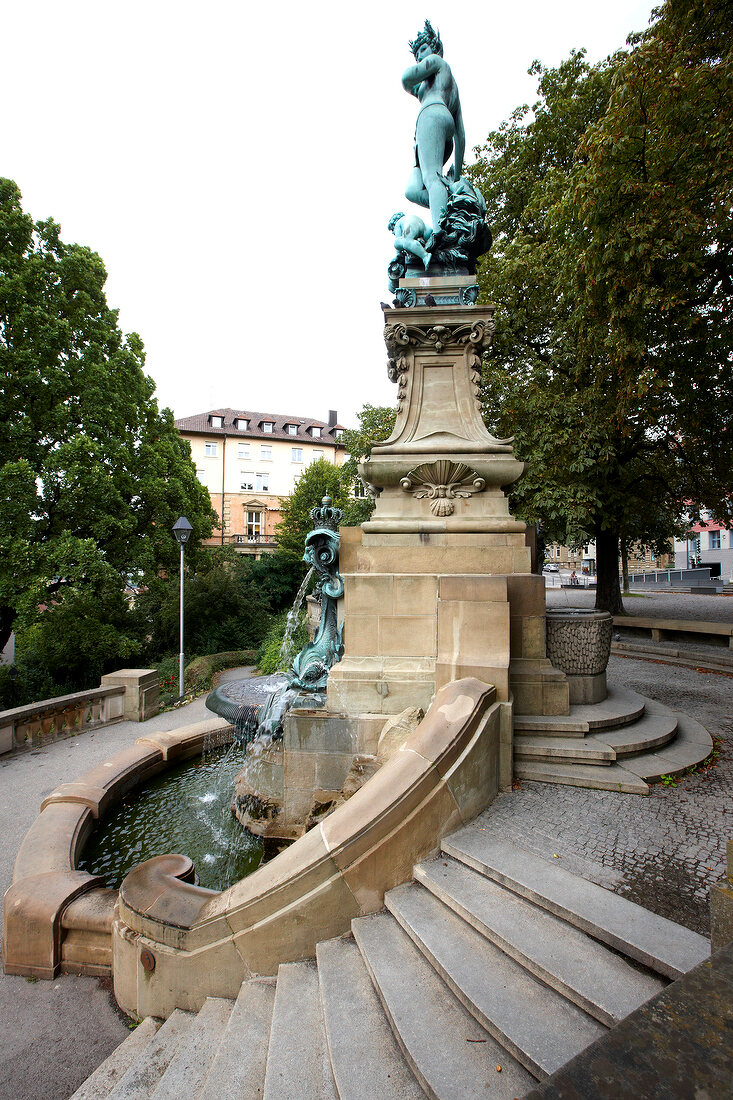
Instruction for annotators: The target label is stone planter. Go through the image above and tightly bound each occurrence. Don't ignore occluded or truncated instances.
[545,608,613,704]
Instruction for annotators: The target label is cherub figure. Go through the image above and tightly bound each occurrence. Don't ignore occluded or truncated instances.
[388,211,432,271]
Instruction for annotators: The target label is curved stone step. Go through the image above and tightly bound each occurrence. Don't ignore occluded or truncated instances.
[588,713,678,757]
[514,759,650,793]
[317,935,425,1100]
[264,961,336,1100]
[352,910,535,1099]
[69,1016,161,1100]
[198,979,276,1100]
[442,833,710,979]
[151,998,233,1100]
[413,857,665,1026]
[384,880,605,1079]
[616,711,713,783]
[514,684,645,736]
[105,1010,195,1100]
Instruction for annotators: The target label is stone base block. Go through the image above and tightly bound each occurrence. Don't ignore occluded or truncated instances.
[100,669,160,722]
[510,661,570,716]
[327,657,436,716]
[567,672,608,705]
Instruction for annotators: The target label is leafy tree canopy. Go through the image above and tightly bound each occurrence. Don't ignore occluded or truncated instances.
[468,0,733,612]
[0,179,216,655]
[275,458,354,556]
[339,403,396,525]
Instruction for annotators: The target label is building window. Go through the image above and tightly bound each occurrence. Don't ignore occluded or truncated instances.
[256,472,269,492]
[709,530,721,550]
[210,415,224,428]
[334,428,343,440]
[240,472,254,490]
[354,478,367,498]
[204,441,218,457]
[311,426,322,439]
[238,444,250,459]
[260,445,272,460]
[287,424,298,436]
[311,449,323,463]
[236,418,249,431]
[196,467,206,482]
[246,511,262,541]
[262,422,274,433]
[292,448,303,462]
[555,546,561,559]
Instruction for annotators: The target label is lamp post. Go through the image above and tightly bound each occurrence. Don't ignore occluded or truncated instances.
[172,516,193,699]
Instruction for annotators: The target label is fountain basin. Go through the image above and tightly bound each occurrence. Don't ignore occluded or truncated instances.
[3,717,236,979]
[546,608,613,704]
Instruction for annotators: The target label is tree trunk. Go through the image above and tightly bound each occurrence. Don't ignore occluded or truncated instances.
[621,539,630,593]
[595,527,624,615]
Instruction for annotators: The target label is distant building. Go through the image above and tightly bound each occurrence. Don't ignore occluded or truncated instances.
[175,408,346,556]
[544,541,672,575]
[674,515,733,579]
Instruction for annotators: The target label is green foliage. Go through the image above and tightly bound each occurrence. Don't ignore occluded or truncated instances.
[155,649,258,707]
[0,179,216,663]
[133,547,272,661]
[275,459,352,554]
[244,550,309,614]
[469,4,733,612]
[256,610,308,674]
[340,404,396,525]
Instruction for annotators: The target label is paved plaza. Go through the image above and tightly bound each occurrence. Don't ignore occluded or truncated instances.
[0,592,731,1097]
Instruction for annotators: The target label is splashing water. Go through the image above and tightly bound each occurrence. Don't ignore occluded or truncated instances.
[279,566,314,671]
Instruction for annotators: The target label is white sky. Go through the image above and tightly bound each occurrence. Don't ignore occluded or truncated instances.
[3,0,657,428]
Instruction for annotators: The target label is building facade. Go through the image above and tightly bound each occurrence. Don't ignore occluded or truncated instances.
[674,517,733,579]
[175,409,346,556]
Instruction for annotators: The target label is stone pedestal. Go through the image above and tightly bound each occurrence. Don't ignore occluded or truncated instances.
[323,293,569,792]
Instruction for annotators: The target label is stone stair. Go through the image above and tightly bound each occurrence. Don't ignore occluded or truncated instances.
[71,834,709,1100]
[514,684,712,793]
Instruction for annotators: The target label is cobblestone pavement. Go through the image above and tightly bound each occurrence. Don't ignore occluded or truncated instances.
[547,586,733,623]
[476,654,733,936]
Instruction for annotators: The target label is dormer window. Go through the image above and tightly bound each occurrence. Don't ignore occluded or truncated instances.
[334,428,343,440]
[310,426,322,439]
[286,424,298,436]
[236,418,249,431]
[262,421,274,433]
[210,415,224,428]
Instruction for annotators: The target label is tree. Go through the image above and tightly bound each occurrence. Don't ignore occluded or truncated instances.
[132,547,272,660]
[0,180,216,661]
[469,1,733,613]
[275,459,353,555]
[339,403,396,525]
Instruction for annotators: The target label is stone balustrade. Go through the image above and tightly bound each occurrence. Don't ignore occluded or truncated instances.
[0,669,160,756]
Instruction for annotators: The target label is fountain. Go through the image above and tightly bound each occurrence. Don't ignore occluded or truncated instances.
[205,496,345,744]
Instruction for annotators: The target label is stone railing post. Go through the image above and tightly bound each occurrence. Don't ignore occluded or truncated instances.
[99,669,159,722]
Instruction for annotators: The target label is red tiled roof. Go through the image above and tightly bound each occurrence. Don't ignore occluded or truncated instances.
[174,408,347,445]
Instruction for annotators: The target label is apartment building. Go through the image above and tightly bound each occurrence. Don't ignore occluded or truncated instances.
[175,408,346,556]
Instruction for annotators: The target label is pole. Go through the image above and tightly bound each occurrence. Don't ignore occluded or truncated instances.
[179,541,185,698]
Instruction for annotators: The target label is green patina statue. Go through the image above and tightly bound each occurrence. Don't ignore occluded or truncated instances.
[388,20,492,298]
[403,19,465,246]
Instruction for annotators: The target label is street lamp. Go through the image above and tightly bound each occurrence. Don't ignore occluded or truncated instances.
[172,516,193,699]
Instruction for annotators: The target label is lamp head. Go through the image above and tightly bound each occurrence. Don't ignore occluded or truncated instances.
[172,515,193,546]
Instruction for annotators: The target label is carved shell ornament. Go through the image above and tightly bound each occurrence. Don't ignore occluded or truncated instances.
[400,460,486,516]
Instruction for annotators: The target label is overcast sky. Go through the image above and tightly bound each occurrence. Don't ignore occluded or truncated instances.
[4,0,657,428]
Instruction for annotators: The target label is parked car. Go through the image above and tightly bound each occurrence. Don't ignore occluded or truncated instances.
[543,563,560,573]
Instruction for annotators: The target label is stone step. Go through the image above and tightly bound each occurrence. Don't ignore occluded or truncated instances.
[104,1009,195,1100]
[316,935,424,1100]
[198,979,276,1100]
[618,711,713,783]
[352,910,536,1099]
[515,712,680,767]
[514,684,645,735]
[264,961,336,1100]
[514,735,615,764]
[514,758,650,793]
[588,713,678,757]
[442,832,710,979]
[414,856,665,1026]
[385,880,605,1080]
[69,1016,161,1100]
[151,998,234,1100]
